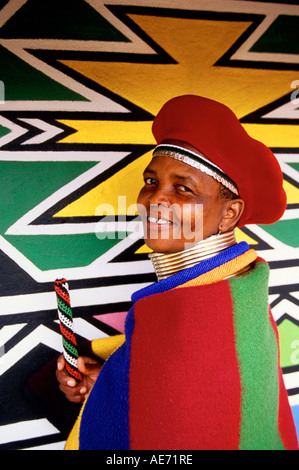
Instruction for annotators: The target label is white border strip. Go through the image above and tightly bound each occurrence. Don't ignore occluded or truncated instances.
[0,419,59,445]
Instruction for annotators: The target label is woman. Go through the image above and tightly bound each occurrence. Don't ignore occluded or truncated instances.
[57,95,298,450]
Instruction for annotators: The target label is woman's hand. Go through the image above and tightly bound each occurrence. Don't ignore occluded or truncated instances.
[56,354,103,403]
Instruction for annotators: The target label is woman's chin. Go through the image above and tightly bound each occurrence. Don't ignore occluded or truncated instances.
[144,237,189,254]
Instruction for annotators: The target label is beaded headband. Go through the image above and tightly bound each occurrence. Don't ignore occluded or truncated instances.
[153,144,239,196]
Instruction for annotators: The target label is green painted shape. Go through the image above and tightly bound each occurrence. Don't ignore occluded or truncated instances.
[278,318,299,368]
[230,261,285,449]
[289,163,299,172]
[250,15,299,55]
[0,124,11,138]
[0,161,97,233]
[259,219,299,248]
[0,44,88,101]
[0,160,128,270]
[0,0,129,42]
[4,233,126,270]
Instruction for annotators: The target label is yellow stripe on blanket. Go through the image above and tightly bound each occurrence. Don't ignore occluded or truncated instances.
[91,334,126,361]
[176,249,258,289]
[65,399,87,450]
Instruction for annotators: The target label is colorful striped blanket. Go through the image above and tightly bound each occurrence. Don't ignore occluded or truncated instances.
[65,242,298,450]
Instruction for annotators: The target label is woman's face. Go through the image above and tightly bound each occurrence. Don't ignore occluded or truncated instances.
[137,154,229,254]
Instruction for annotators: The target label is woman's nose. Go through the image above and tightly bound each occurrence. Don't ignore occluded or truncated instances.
[147,186,171,207]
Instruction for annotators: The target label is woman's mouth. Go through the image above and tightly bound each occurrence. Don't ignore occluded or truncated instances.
[147,216,172,226]
[146,216,175,234]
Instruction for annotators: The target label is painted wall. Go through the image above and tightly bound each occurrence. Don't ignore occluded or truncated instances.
[0,0,298,449]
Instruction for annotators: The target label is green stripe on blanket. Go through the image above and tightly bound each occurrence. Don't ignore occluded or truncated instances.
[230,260,285,450]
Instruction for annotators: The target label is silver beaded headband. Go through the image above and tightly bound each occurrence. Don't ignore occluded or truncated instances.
[153,144,239,196]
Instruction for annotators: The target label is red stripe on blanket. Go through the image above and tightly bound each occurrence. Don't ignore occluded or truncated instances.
[129,281,241,450]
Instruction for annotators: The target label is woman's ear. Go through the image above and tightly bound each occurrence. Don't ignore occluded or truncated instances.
[220,199,245,233]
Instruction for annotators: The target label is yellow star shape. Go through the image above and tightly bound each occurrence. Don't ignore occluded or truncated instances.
[58,13,299,147]
[54,12,299,232]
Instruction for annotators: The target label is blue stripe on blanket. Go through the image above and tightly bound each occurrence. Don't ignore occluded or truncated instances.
[79,306,135,450]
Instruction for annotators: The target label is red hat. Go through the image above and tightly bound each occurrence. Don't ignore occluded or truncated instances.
[152,95,286,227]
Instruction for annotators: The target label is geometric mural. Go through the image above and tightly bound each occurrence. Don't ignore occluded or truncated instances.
[0,0,298,449]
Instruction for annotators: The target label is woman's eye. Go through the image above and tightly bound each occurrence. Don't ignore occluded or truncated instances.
[144,177,156,185]
[178,185,191,193]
